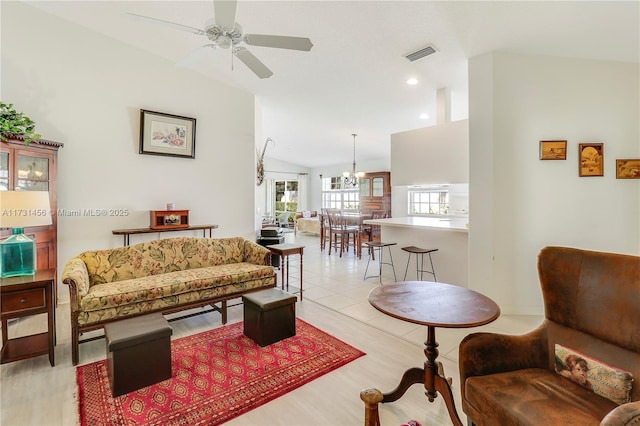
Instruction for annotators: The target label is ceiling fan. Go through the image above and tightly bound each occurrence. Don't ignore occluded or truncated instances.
[128,0,313,79]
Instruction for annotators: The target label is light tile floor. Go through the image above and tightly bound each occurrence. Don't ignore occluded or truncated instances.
[284,231,544,363]
[0,231,544,426]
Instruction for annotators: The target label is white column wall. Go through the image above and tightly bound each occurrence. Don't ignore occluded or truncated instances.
[469,52,640,315]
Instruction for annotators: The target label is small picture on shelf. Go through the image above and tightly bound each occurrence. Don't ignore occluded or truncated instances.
[150,210,189,229]
[164,214,182,226]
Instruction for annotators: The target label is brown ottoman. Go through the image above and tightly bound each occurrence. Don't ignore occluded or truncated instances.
[105,313,172,397]
[243,288,297,346]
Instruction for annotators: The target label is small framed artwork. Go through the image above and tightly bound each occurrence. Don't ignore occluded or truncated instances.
[539,140,567,160]
[139,109,196,159]
[616,159,640,179]
[578,143,604,177]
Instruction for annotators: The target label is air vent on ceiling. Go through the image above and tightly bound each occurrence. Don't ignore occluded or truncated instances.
[404,45,438,62]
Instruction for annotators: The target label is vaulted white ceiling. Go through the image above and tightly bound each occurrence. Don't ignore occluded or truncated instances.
[26,1,640,167]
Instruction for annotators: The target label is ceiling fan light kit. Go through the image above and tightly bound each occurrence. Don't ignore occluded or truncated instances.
[128,0,313,79]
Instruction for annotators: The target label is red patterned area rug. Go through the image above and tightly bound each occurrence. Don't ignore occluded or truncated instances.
[76,319,365,425]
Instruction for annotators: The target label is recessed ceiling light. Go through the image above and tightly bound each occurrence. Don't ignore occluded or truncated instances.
[406,78,418,85]
[420,113,429,119]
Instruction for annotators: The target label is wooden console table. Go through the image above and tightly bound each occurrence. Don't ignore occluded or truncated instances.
[112,224,218,246]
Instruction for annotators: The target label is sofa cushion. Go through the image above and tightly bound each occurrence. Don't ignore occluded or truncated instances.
[80,263,274,312]
[465,368,618,426]
[79,237,251,285]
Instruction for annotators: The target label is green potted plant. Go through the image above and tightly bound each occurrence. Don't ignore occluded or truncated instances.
[0,102,41,145]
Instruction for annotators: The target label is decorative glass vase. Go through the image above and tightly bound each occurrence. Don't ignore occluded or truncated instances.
[0,228,36,277]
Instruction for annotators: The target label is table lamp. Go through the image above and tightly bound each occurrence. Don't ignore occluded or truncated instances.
[0,190,52,278]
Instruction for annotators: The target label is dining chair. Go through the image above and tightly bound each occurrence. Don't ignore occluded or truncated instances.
[326,209,359,257]
[361,210,386,260]
[361,210,386,244]
[276,211,291,228]
[320,209,331,251]
[341,210,362,257]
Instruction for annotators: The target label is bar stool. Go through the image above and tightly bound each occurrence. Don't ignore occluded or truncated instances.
[364,241,397,284]
[402,246,438,281]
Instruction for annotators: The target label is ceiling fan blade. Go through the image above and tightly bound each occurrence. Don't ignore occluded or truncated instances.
[234,47,273,79]
[244,34,313,51]
[127,13,205,35]
[214,0,237,30]
[176,44,217,68]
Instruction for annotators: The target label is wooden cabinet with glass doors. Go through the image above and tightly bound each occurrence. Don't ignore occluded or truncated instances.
[1,136,63,297]
[358,171,391,217]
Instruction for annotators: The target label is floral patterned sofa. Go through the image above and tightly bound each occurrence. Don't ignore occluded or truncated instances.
[62,237,276,365]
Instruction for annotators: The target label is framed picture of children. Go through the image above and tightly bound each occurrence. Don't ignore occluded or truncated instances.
[578,143,604,177]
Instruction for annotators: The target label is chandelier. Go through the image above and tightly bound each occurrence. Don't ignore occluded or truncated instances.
[343,133,364,187]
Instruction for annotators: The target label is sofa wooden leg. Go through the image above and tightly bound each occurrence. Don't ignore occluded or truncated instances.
[72,323,79,366]
[221,300,228,324]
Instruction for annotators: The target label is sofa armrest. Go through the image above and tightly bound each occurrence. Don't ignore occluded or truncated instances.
[459,325,549,387]
[61,257,91,313]
[242,239,272,266]
[601,401,640,426]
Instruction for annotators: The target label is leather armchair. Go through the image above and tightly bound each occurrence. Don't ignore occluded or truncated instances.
[459,246,640,426]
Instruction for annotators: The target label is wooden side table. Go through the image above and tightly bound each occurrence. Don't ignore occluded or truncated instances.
[1,269,56,366]
[267,243,305,300]
[368,281,500,426]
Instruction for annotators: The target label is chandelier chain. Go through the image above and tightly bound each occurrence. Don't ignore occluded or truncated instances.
[344,133,361,187]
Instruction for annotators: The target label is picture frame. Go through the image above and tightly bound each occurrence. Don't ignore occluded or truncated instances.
[139,109,196,159]
[539,140,567,160]
[578,143,604,177]
[616,159,640,179]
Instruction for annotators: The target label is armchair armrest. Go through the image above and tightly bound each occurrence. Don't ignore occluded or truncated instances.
[61,257,91,313]
[600,401,640,426]
[459,325,549,383]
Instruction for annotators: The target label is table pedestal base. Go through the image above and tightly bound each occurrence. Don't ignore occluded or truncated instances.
[381,326,463,426]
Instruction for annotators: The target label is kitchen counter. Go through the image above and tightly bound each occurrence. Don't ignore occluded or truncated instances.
[363,216,469,286]
[363,216,468,232]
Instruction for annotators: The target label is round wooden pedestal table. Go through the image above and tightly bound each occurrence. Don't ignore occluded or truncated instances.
[368,281,500,426]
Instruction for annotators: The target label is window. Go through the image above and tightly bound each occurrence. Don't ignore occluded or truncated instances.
[408,186,449,216]
[275,180,298,214]
[321,177,359,210]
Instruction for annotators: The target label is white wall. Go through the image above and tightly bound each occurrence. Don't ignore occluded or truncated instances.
[469,52,640,314]
[389,120,469,217]
[2,3,257,301]
[390,119,469,186]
